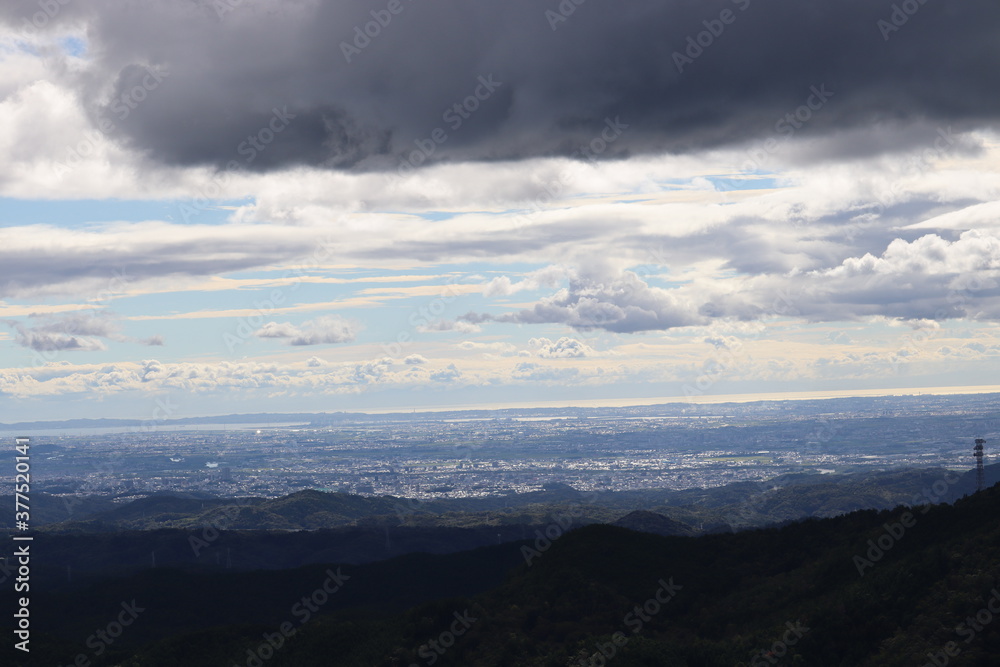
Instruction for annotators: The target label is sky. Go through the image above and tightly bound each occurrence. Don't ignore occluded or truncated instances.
[1,0,1000,423]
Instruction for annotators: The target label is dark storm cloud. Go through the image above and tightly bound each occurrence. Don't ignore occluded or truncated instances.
[4,0,999,171]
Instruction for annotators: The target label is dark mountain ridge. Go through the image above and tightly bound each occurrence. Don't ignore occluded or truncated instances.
[6,482,1000,665]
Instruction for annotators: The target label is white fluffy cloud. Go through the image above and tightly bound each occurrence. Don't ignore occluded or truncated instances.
[255,316,358,346]
[529,337,594,359]
[464,268,707,333]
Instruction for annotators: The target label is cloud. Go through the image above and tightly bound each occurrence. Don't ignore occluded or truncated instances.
[458,222,1000,334]
[529,337,593,359]
[4,330,1000,402]
[2,312,131,351]
[704,336,740,351]
[32,312,122,337]
[462,268,706,333]
[0,354,470,397]
[0,221,327,299]
[2,0,998,172]
[403,354,427,365]
[483,266,570,297]
[416,319,481,334]
[512,362,580,383]
[791,231,1000,323]
[458,341,518,356]
[351,357,393,384]
[7,329,106,352]
[430,363,461,383]
[4,0,1000,417]
[482,276,518,298]
[0,135,993,304]
[254,315,358,346]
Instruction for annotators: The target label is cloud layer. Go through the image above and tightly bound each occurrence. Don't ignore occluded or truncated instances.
[2,1,1000,419]
[3,0,999,171]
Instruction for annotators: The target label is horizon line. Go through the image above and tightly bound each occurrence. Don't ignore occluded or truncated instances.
[5,383,1000,429]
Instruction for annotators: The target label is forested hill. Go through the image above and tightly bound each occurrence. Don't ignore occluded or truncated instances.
[6,483,1000,665]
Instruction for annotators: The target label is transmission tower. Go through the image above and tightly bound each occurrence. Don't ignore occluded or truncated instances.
[975,438,985,492]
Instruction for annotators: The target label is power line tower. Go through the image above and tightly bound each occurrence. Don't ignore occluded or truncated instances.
[975,438,986,492]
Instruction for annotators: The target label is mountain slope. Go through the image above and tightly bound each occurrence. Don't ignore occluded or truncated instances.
[6,484,1000,666]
